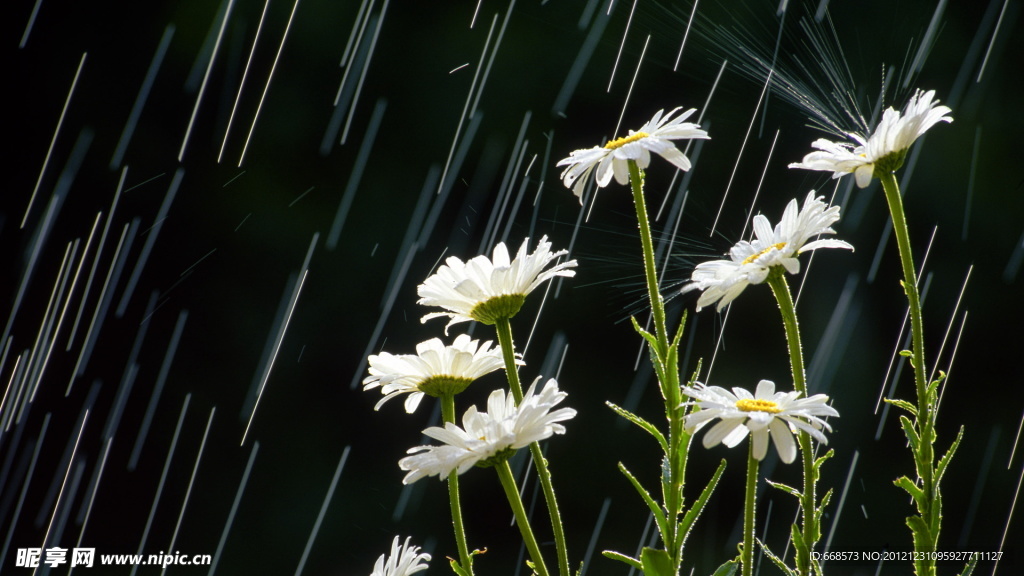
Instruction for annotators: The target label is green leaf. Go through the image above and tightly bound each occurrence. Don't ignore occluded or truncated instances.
[602,550,642,570]
[640,547,674,576]
[449,558,471,576]
[711,557,741,576]
[631,317,663,357]
[883,397,918,417]
[958,554,979,576]
[815,488,834,527]
[618,462,670,538]
[607,401,669,453]
[790,523,808,574]
[756,539,796,576]
[812,449,834,479]
[672,310,688,349]
[676,459,727,555]
[936,426,965,486]
[899,415,921,451]
[905,514,934,551]
[894,475,925,507]
[766,479,802,500]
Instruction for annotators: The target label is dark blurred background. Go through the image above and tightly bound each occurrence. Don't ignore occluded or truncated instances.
[2,1,1022,574]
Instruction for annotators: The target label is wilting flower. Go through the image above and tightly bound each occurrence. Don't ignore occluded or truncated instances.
[789,89,953,188]
[418,236,576,333]
[556,107,709,200]
[681,191,852,311]
[399,378,576,484]
[363,335,510,413]
[370,536,430,576]
[681,380,838,463]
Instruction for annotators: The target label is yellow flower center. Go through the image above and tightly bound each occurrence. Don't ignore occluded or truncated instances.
[736,398,781,413]
[604,132,649,150]
[741,242,787,265]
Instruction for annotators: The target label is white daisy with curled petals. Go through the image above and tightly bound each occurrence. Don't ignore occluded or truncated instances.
[681,191,853,312]
[398,378,576,484]
[370,536,431,576]
[789,89,952,188]
[363,334,511,413]
[556,107,709,200]
[417,236,576,333]
[681,380,838,464]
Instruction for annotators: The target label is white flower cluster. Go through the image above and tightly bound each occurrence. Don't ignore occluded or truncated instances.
[556,107,709,200]
[363,334,508,413]
[399,379,576,484]
[369,536,430,576]
[417,235,577,332]
[681,380,838,463]
[682,191,853,311]
[790,89,952,187]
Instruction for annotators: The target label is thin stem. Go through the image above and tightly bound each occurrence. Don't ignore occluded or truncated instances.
[627,159,685,561]
[442,394,474,576]
[627,160,669,353]
[766,269,816,576]
[495,460,551,576]
[742,442,759,576]
[879,171,936,576]
[494,317,570,576]
[878,173,932,448]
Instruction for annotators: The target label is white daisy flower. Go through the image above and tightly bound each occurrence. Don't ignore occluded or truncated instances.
[556,107,709,200]
[399,378,576,484]
[363,334,511,413]
[417,236,577,333]
[681,380,838,464]
[789,89,952,188]
[370,536,431,576]
[681,191,853,312]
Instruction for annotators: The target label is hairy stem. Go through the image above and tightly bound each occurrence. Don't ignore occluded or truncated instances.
[496,460,551,576]
[494,317,570,576]
[742,442,759,576]
[627,159,685,562]
[767,269,818,576]
[442,394,474,576]
[879,171,936,576]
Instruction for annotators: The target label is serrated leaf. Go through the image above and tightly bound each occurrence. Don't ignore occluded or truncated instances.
[816,488,834,526]
[676,459,727,556]
[602,550,642,570]
[640,547,673,576]
[894,475,925,505]
[757,539,797,576]
[813,449,834,471]
[899,415,921,451]
[618,462,670,538]
[711,558,741,576]
[883,398,918,417]
[607,401,669,453]
[958,554,979,576]
[766,479,802,500]
[449,558,471,576]
[905,514,933,549]
[790,523,808,573]
[936,426,965,486]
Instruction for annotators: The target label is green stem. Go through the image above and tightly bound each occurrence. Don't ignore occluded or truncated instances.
[742,442,759,576]
[879,172,936,575]
[495,460,551,576]
[627,160,669,354]
[442,394,474,576]
[766,270,817,576]
[494,317,570,576]
[627,159,685,561]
